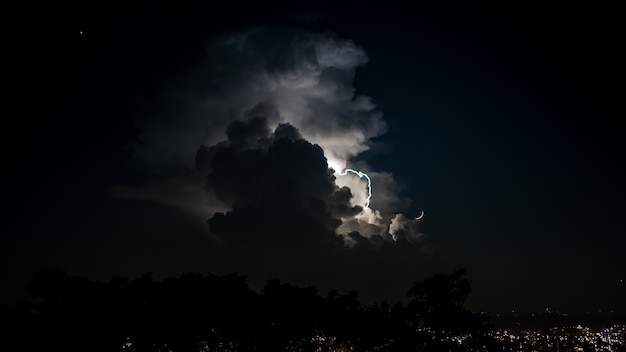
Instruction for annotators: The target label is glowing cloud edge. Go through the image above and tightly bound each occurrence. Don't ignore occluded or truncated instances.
[338,168,372,208]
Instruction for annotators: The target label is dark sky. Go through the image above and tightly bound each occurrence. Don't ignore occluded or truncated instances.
[4,1,624,315]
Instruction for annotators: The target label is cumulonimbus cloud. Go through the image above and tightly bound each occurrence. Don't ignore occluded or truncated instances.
[117,26,425,247]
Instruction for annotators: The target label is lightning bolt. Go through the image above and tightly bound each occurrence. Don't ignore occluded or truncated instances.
[338,168,372,208]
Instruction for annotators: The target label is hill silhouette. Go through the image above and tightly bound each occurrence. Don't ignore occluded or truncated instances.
[1,268,500,351]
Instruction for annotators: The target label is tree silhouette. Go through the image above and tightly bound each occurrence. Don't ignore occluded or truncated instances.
[256,279,323,351]
[3,268,503,351]
[407,268,471,314]
[406,268,494,351]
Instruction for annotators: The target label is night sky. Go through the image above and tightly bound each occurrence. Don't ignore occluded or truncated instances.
[4,1,624,315]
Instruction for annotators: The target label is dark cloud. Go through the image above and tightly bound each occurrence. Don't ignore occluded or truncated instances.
[273,122,302,142]
[200,115,361,246]
[45,23,436,307]
[132,26,383,171]
[110,26,418,249]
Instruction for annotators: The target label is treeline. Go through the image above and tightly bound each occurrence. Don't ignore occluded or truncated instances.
[1,268,505,351]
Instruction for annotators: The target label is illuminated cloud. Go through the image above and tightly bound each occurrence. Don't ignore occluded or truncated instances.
[119,26,423,247]
[389,214,426,245]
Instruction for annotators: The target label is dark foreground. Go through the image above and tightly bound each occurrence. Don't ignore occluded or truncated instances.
[1,269,623,351]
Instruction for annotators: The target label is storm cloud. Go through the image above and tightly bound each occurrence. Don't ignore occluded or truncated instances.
[198,114,361,246]
[117,26,425,247]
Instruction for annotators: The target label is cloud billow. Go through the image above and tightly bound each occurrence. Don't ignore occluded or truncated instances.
[200,116,361,246]
[124,26,425,249]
